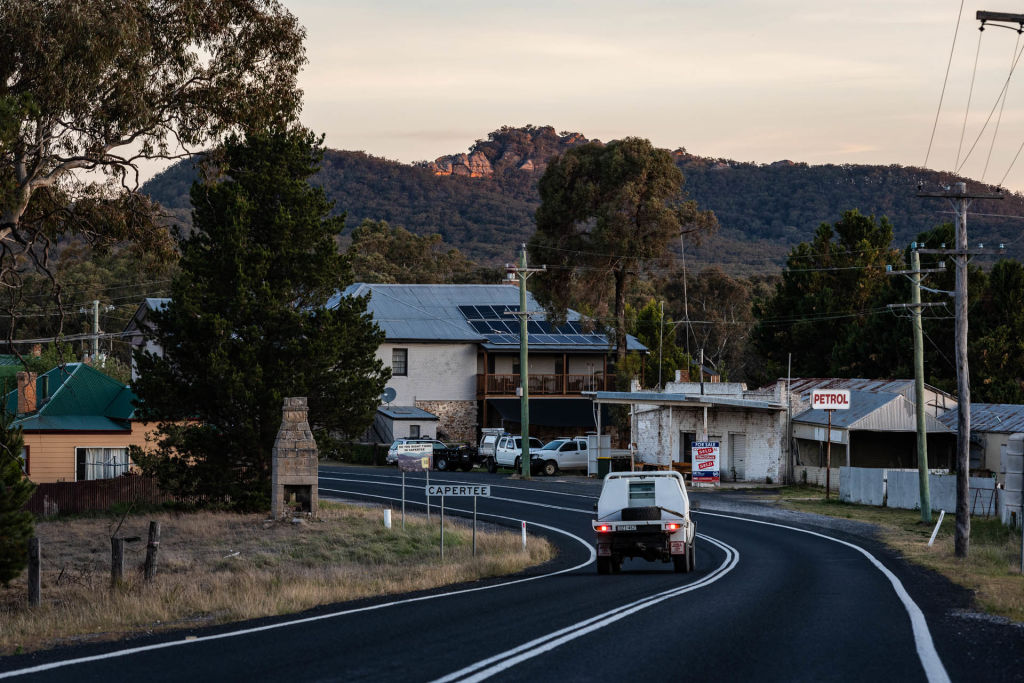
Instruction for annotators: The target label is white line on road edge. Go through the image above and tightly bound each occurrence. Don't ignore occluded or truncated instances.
[434,533,739,683]
[319,472,601,499]
[696,510,951,683]
[0,492,596,681]
[319,476,593,515]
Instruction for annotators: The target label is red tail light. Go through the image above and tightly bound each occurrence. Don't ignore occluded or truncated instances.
[597,525,611,532]
[666,523,679,531]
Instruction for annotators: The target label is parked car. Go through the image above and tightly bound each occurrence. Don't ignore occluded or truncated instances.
[479,432,544,473]
[387,439,478,471]
[535,437,589,475]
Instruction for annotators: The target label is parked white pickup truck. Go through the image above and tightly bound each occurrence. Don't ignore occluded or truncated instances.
[592,471,696,574]
[478,432,544,473]
[534,436,589,475]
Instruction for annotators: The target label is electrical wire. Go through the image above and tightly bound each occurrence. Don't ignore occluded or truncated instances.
[957,35,1024,175]
[983,31,1022,181]
[925,0,966,169]
[956,27,985,172]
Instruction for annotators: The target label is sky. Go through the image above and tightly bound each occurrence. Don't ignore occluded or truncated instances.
[145,1,1024,193]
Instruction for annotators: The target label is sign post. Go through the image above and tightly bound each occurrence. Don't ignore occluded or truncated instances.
[425,485,491,559]
[811,389,851,499]
[397,443,432,527]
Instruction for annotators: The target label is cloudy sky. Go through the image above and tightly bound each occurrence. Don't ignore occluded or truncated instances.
[202,2,1024,191]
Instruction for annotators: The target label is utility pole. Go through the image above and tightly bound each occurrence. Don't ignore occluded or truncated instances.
[92,300,100,361]
[887,245,947,523]
[506,245,545,480]
[917,181,1003,556]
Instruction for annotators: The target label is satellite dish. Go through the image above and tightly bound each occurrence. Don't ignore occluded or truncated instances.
[381,387,397,405]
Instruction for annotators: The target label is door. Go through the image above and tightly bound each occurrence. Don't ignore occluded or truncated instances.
[679,432,696,464]
[730,433,747,481]
[561,440,584,469]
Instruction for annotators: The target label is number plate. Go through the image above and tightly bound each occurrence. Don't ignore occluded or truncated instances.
[619,524,637,531]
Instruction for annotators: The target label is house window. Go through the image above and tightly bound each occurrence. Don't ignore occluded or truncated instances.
[409,424,420,438]
[76,447,131,481]
[392,348,408,376]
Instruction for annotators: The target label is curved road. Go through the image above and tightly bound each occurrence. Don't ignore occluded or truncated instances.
[1,464,1021,682]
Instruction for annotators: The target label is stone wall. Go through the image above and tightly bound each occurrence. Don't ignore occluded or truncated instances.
[415,400,477,443]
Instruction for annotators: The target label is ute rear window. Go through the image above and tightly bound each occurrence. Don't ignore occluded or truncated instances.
[628,481,656,506]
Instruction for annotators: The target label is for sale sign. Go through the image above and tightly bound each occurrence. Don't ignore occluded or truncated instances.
[691,441,720,485]
[811,389,851,410]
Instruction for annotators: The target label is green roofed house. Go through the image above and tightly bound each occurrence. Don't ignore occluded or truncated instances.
[5,363,160,483]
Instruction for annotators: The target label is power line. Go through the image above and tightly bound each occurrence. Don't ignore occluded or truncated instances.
[925,0,966,169]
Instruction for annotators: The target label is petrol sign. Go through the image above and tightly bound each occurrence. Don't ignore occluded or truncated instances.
[811,389,851,410]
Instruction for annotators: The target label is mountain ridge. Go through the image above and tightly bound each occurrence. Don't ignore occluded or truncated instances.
[142,125,1024,272]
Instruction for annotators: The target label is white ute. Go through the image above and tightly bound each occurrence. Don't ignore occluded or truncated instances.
[592,471,696,574]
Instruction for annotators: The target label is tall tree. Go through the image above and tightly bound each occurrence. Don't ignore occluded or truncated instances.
[529,138,716,366]
[346,219,495,284]
[751,210,901,382]
[132,129,388,510]
[0,413,34,586]
[627,299,690,389]
[0,0,305,344]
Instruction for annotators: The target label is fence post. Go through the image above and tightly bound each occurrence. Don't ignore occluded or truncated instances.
[28,537,40,607]
[144,521,161,582]
[111,537,124,588]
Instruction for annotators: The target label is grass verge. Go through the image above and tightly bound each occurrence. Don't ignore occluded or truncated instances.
[765,485,1023,623]
[0,502,554,655]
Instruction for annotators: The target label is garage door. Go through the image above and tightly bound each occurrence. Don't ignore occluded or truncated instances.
[730,433,747,481]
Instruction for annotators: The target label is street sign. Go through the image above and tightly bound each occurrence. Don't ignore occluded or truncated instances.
[811,389,851,410]
[691,441,720,486]
[426,484,491,497]
[397,442,432,472]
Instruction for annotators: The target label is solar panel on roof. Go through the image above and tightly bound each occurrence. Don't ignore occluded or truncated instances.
[458,305,478,318]
[471,321,490,333]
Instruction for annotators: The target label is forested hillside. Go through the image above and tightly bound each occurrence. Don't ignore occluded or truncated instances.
[143,125,1024,271]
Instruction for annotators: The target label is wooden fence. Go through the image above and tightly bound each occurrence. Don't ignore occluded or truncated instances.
[24,476,179,517]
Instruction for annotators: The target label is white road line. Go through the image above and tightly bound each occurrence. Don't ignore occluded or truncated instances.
[319,471,600,499]
[0,493,596,680]
[320,477,593,515]
[695,510,951,683]
[434,534,738,683]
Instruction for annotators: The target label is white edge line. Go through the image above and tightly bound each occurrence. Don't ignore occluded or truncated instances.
[435,533,739,683]
[0,491,596,680]
[695,510,951,683]
[319,472,601,500]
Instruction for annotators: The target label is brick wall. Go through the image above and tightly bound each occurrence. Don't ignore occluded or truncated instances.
[415,400,477,443]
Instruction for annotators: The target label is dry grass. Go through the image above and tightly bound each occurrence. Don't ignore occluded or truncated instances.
[0,502,554,655]
[771,490,1024,623]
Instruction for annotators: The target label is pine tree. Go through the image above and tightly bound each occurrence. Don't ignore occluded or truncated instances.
[0,413,35,586]
[132,128,389,510]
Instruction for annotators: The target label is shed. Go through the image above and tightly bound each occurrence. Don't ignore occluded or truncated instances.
[369,405,440,444]
[792,390,955,470]
[936,403,1024,478]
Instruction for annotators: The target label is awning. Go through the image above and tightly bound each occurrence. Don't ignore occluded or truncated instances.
[487,398,608,428]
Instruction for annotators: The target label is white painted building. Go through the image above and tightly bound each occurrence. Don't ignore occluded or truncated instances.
[592,381,791,483]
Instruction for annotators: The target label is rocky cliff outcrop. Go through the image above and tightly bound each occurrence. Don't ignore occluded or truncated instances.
[424,125,591,177]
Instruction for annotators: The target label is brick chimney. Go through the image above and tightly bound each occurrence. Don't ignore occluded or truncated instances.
[16,371,37,414]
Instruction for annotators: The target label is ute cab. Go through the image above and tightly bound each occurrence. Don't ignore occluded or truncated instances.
[593,471,696,574]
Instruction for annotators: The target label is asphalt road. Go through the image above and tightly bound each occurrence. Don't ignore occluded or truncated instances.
[1,464,1021,682]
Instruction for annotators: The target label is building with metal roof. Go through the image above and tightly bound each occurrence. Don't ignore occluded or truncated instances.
[782,377,956,417]
[937,404,1024,477]
[336,283,647,443]
[792,390,955,471]
[5,364,161,483]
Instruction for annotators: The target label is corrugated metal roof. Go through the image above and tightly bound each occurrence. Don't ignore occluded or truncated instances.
[14,415,130,431]
[7,363,139,430]
[334,284,646,351]
[792,390,952,433]
[938,404,1024,433]
[0,355,22,367]
[592,391,786,411]
[378,406,438,420]
[782,377,956,404]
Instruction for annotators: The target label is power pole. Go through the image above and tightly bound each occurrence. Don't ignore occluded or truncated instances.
[506,245,545,480]
[917,181,1003,556]
[887,245,947,523]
